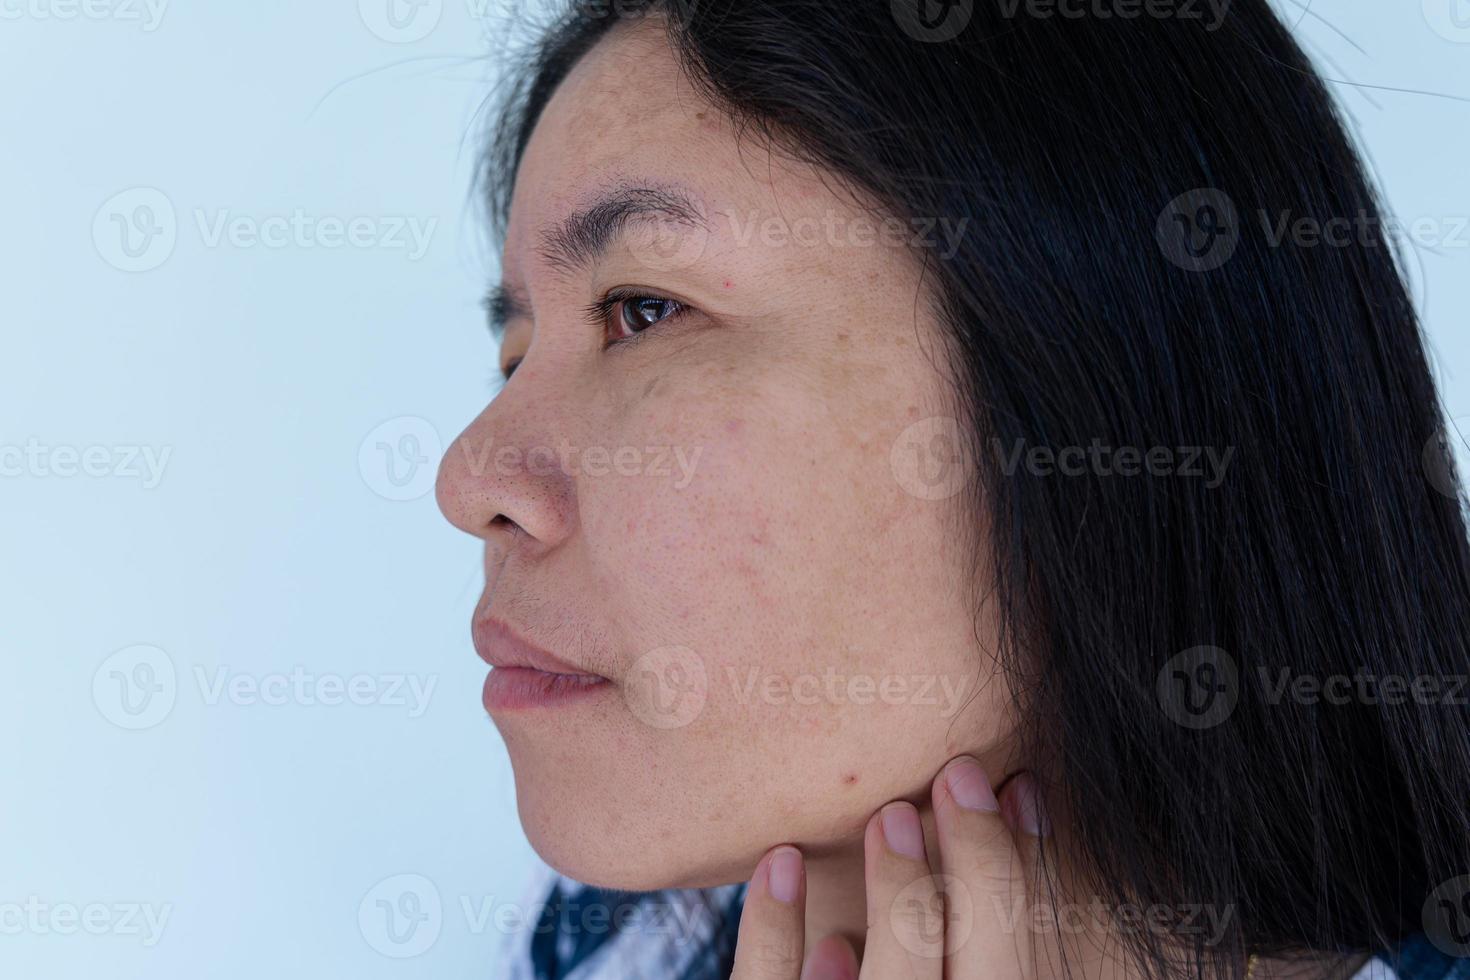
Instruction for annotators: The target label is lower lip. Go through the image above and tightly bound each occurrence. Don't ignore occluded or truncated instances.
[482,667,611,711]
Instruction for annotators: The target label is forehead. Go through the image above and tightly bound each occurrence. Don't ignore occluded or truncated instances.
[505,19,716,263]
[502,17,866,286]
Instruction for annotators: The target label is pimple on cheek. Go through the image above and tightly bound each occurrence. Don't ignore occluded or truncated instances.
[843,773,859,786]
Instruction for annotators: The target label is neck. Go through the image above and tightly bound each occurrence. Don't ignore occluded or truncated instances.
[796,801,1369,980]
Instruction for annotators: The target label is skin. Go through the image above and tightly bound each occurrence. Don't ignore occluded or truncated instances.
[435,15,1371,980]
[437,13,1015,897]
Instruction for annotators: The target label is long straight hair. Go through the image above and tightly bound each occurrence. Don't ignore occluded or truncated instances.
[481,2,1470,977]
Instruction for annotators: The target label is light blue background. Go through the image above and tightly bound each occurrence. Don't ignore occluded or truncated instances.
[1,1,1466,977]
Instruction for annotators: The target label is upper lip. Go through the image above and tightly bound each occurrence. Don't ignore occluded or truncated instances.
[472,616,604,677]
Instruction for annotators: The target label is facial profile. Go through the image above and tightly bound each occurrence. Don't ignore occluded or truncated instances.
[436,16,1015,891]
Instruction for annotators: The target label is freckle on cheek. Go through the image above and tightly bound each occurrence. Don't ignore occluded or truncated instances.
[843,773,859,786]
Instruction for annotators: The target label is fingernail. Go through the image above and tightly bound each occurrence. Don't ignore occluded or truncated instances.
[945,756,999,812]
[801,936,859,980]
[768,846,802,904]
[880,802,926,860]
[1010,772,1052,837]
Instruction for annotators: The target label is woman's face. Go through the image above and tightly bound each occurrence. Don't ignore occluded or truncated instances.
[437,16,1013,890]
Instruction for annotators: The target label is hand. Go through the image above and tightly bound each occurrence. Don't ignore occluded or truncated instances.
[730,756,1050,980]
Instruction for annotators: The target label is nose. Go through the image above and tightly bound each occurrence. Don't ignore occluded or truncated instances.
[435,379,577,555]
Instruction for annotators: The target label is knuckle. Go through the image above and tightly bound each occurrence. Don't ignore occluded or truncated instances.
[943,821,1023,888]
[742,936,803,976]
[885,872,950,955]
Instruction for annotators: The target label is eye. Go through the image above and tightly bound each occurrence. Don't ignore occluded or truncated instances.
[585,288,690,344]
[619,296,683,336]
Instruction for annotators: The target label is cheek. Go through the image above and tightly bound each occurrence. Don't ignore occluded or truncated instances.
[583,375,897,655]
[579,404,801,643]
[579,368,986,768]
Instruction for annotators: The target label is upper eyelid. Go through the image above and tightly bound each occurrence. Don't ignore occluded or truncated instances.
[494,286,695,377]
[484,282,530,342]
[596,289,693,332]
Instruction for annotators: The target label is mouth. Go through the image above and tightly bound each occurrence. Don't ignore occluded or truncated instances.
[473,616,612,711]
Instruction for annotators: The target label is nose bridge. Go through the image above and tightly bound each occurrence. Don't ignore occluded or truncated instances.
[436,371,579,548]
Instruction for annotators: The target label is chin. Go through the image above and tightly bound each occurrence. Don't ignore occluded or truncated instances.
[510,762,754,892]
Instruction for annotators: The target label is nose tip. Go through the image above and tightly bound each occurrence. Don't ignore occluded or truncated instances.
[435,415,576,550]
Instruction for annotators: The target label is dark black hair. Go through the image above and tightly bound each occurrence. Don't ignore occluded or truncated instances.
[480,2,1470,977]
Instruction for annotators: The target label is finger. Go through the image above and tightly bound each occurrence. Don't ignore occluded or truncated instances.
[931,757,1048,980]
[801,934,859,980]
[731,846,807,980]
[857,801,944,980]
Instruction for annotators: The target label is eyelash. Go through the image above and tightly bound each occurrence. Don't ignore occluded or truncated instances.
[499,288,692,382]
[582,287,691,344]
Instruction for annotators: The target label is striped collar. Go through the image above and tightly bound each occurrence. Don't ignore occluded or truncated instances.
[503,873,745,980]
[502,873,1466,980]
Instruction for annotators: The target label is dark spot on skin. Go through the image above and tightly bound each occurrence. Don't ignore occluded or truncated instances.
[843,773,858,786]
[723,279,733,288]
[644,376,662,398]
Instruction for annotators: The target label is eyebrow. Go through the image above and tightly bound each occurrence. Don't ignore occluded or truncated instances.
[484,184,708,340]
